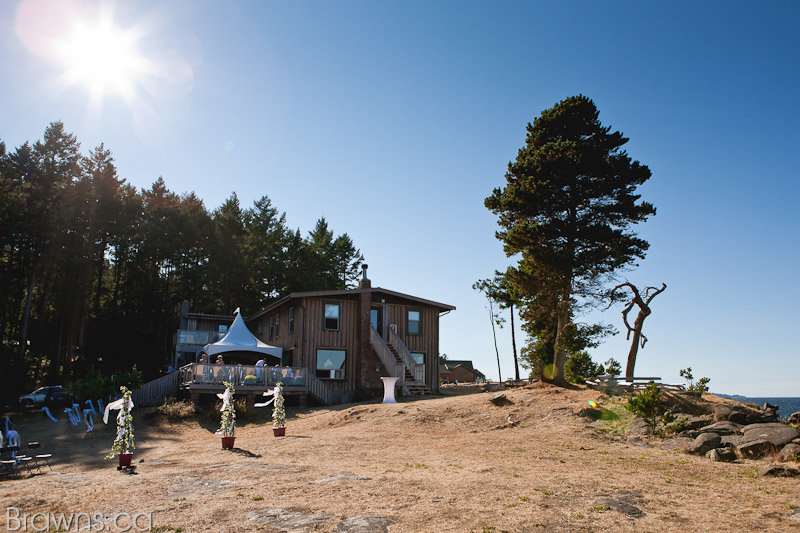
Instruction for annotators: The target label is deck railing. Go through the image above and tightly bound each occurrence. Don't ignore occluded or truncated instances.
[180,363,308,389]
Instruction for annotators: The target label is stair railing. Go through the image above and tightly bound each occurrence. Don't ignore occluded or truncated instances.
[388,325,425,383]
[306,374,333,405]
[370,326,405,384]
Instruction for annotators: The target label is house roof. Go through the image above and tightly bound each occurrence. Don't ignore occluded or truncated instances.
[204,308,283,359]
[439,360,486,378]
[248,287,456,321]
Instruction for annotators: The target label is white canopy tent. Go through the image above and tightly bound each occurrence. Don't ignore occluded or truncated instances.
[203,308,282,363]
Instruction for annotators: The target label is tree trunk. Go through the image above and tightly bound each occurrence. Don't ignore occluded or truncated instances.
[510,303,520,381]
[490,307,502,383]
[19,261,38,355]
[625,313,646,378]
[551,290,571,386]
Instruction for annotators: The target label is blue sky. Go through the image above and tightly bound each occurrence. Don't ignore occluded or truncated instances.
[1,1,798,396]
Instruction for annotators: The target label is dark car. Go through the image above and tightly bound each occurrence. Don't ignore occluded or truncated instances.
[19,386,76,407]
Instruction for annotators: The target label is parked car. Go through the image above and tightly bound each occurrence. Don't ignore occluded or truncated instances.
[19,386,75,407]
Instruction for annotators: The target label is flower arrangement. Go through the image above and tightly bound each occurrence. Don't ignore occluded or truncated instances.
[272,382,285,429]
[217,381,236,437]
[107,386,134,458]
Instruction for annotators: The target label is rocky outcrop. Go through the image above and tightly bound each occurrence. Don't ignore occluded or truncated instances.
[778,443,800,462]
[697,421,741,436]
[758,464,800,477]
[741,423,800,448]
[787,412,800,426]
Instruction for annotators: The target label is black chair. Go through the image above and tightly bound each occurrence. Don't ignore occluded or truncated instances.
[27,442,52,471]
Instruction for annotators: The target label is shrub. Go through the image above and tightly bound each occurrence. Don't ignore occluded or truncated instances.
[626,382,662,433]
[679,368,710,395]
[564,351,603,384]
[603,358,621,377]
[158,400,197,419]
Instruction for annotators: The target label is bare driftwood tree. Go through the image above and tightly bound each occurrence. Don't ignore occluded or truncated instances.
[609,282,667,378]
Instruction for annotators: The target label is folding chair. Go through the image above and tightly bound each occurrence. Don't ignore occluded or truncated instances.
[27,442,52,472]
[15,455,36,476]
[0,459,20,478]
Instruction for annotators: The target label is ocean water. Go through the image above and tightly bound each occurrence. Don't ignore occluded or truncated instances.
[716,396,800,420]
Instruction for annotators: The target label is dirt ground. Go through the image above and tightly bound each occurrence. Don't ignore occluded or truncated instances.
[1,383,798,532]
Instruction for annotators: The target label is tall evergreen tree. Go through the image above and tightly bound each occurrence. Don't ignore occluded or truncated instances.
[486,96,655,385]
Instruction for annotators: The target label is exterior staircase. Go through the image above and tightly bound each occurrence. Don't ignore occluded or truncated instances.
[385,343,431,396]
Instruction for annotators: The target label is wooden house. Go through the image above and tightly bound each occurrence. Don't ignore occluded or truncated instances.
[439,360,486,383]
[246,266,455,404]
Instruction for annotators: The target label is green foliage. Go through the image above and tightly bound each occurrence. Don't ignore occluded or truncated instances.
[72,368,112,401]
[272,382,286,428]
[113,364,143,391]
[679,367,710,395]
[218,382,236,437]
[485,95,654,384]
[626,383,662,432]
[603,358,621,377]
[564,351,603,384]
[108,386,134,457]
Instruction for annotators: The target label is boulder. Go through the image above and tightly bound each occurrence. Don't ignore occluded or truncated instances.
[787,412,800,426]
[737,439,775,459]
[727,411,749,424]
[489,393,513,406]
[778,443,800,462]
[720,435,743,447]
[706,447,737,462]
[789,508,800,523]
[689,433,720,455]
[697,421,741,436]
[758,464,800,477]
[627,418,652,437]
[713,405,732,422]
[741,423,800,448]
[684,416,713,430]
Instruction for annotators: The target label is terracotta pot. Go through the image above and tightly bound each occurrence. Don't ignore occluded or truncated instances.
[119,453,133,467]
[221,436,236,449]
[272,427,286,437]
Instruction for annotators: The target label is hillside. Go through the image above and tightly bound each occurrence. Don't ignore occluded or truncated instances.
[1,384,798,532]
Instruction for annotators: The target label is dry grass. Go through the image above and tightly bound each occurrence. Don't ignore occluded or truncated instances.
[1,384,799,532]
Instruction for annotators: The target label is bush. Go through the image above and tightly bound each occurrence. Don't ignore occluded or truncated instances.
[564,351,603,384]
[71,368,112,401]
[158,400,197,419]
[603,358,621,377]
[626,382,662,433]
[679,367,710,395]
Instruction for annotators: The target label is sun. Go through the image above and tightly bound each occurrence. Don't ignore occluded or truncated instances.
[55,16,149,103]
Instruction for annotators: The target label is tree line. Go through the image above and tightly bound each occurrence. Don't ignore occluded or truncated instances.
[0,121,363,398]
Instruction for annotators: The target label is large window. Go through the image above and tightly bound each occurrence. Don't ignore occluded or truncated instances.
[407,309,421,335]
[411,352,425,365]
[324,302,341,331]
[288,306,295,333]
[316,349,345,379]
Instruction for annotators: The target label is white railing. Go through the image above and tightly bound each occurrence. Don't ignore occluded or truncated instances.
[388,325,425,383]
[370,326,405,383]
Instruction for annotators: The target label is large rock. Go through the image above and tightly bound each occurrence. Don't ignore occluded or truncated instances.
[778,443,800,462]
[713,405,732,422]
[706,447,737,462]
[758,464,800,477]
[697,421,741,436]
[737,439,775,459]
[689,433,720,455]
[720,435,743,448]
[787,412,800,425]
[684,416,713,430]
[741,423,800,447]
[627,418,652,437]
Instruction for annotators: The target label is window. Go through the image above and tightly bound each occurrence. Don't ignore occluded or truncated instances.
[269,317,274,340]
[407,309,421,335]
[316,349,345,379]
[324,302,341,331]
[275,313,280,337]
[411,352,425,365]
[218,324,228,333]
[288,306,295,333]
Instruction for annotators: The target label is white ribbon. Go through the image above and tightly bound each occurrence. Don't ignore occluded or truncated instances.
[217,388,233,412]
[103,396,134,424]
[42,407,58,422]
[253,386,278,408]
[83,409,94,432]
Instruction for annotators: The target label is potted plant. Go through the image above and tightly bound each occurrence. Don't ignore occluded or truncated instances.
[104,386,135,467]
[272,382,286,437]
[216,381,236,448]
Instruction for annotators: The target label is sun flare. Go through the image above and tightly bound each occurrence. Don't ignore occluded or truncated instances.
[56,17,149,102]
